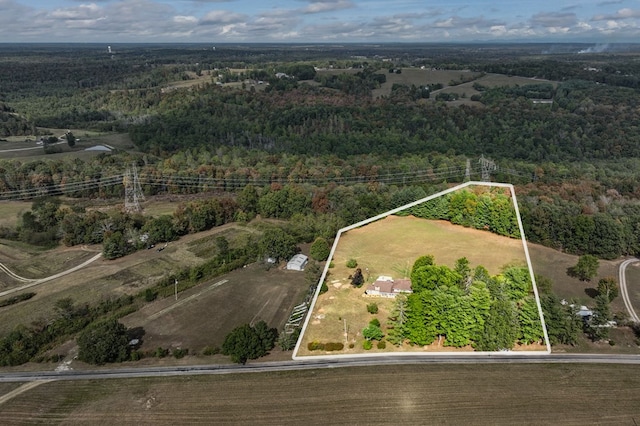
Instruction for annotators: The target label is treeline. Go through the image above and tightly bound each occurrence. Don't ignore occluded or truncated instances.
[0,295,135,366]
[6,156,640,261]
[400,187,520,238]
[387,256,544,350]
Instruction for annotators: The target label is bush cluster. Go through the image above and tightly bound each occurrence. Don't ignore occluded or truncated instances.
[307,341,344,351]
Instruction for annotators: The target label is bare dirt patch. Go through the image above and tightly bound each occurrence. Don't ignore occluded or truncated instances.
[121,262,310,353]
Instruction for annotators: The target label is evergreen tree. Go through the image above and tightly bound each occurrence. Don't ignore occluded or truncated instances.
[476,294,520,351]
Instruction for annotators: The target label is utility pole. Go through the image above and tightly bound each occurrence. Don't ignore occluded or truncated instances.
[343,318,348,346]
[174,279,178,301]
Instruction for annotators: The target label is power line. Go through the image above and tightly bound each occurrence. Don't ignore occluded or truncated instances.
[0,158,531,201]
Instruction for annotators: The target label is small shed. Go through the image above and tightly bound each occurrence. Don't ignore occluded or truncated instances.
[287,254,308,271]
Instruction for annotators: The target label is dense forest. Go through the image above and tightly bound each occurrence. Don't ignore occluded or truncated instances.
[2,44,640,262]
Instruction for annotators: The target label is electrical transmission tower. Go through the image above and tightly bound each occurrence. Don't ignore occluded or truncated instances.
[124,163,145,212]
[464,158,471,182]
[479,155,497,182]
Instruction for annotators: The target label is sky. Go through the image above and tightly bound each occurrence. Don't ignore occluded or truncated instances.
[0,0,639,43]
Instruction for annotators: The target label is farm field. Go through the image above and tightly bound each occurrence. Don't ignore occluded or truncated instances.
[1,364,640,424]
[297,214,542,356]
[120,261,310,355]
[0,131,138,161]
[0,223,259,336]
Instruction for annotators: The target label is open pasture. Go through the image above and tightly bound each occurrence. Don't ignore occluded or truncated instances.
[0,224,258,336]
[527,243,624,312]
[1,364,640,424]
[121,261,310,354]
[298,215,533,355]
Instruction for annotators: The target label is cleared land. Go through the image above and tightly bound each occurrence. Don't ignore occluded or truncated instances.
[0,224,258,336]
[527,243,624,312]
[298,215,538,356]
[1,364,640,424]
[121,261,310,354]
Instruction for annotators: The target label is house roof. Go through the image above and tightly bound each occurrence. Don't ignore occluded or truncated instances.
[287,254,308,268]
[393,278,412,292]
[366,277,412,295]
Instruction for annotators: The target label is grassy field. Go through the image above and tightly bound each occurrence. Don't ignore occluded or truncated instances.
[121,261,310,354]
[0,131,138,161]
[1,364,640,424]
[0,224,258,336]
[0,202,31,228]
[527,243,624,312]
[298,215,537,355]
[0,220,308,360]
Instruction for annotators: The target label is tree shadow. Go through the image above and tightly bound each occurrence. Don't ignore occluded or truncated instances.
[584,288,599,299]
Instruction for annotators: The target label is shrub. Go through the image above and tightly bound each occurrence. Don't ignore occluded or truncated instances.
[154,347,169,358]
[363,340,373,350]
[329,261,335,268]
[173,348,189,359]
[349,343,355,349]
[369,318,380,327]
[0,292,36,308]
[310,237,331,261]
[144,288,157,302]
[377,340,387,349]
[367,303,378,314]
[319,281,328,294]
[324,342,344,351]
[346,259,358,268]
[308,341,325,351]
[203,346,221,355]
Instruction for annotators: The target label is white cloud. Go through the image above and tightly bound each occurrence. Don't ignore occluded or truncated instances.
[593,8,640,21]
[302,0,354,14]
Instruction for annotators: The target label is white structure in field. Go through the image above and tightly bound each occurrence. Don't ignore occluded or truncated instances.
[287,254,308,271]
[365,276,412,298]
[292,181,552,360]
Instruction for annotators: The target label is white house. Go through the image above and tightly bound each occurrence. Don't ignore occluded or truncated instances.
[365,276,412,298]
[287,254,308,271]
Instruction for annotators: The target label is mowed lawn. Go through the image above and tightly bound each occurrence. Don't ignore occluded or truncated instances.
[2,364,640,424]
[527,243,624,312]
[298,215,536,355]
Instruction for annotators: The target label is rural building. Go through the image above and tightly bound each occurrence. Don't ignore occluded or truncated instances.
[365,276,412,298]
[287,254,308,271]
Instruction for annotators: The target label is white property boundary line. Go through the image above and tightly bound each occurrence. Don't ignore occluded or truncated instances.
[292,181,552,360]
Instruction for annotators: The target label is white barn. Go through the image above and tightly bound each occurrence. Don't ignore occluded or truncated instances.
[287,254,308,271]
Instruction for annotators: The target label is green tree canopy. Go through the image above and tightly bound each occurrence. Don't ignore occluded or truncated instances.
[309,236,331,261]
[77,319,130,365]
[222,321,278,364]
[410,264,461,292]
[258,227,297,261]
[597,277,618,303]
[569,254,599,281]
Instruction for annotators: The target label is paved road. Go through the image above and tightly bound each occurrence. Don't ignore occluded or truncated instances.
[2,353,640,383]
[619,258,639,322]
